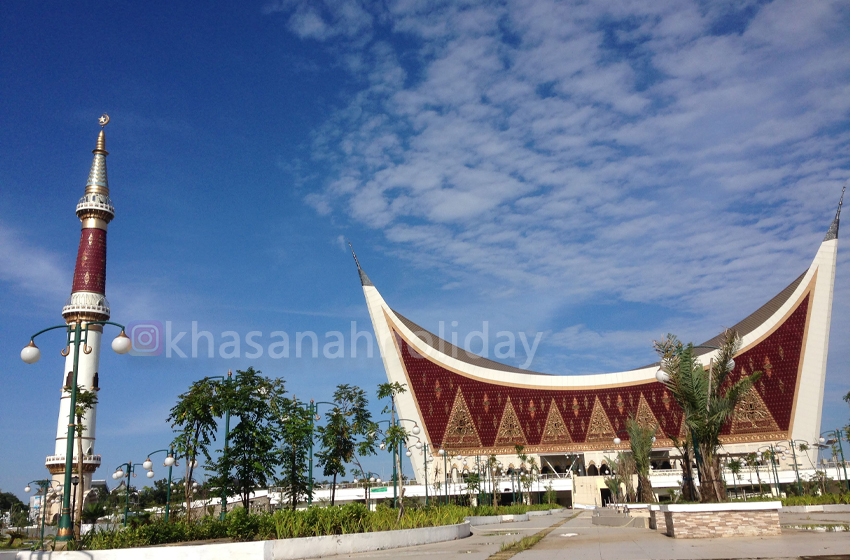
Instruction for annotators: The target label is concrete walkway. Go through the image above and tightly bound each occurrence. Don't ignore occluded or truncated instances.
[339,510,573,560]
[518,511,849,560]
[339,509,849,560]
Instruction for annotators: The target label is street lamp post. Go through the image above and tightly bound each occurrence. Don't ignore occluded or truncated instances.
[787,440,807,496]
[70,475,79,533]
[21,321,130,544]
[819,429,850,492]
[374,418,420,508]
[475,455,485,506]
[358,472,382,509]
[747,453,765,496]
[112,461,144,526]
[203,371,233,519]
[25,479,61,550]
[404,436,430,506]
[438,448,449,505]
[306,400,335,506]
[142,448,176,521]
[756,445,786,497]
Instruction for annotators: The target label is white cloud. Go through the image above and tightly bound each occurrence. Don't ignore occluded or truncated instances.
[0,222,69,301]
[277,0,850,347]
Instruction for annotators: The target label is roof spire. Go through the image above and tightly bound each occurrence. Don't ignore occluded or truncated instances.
[824,183,845,242]
[348,240,374,287]
[85,114,110,196]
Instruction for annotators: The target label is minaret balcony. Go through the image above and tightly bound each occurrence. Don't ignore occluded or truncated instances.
[76,194,114,219]
[45,454,102,474]
[62,292,110,318]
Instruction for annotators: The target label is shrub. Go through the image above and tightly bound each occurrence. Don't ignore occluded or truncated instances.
[84,501,562,550]
[782,493,850,506]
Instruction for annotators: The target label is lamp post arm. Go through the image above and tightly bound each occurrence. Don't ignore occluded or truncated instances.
[28,324,72,341]
[145,449,171,458]
[83,320,127,332]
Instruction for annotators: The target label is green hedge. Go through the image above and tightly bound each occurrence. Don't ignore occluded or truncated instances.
[782,493,850,506]
[84,503,562,550]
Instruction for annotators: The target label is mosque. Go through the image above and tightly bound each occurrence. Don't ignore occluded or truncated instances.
[355,192,842,504]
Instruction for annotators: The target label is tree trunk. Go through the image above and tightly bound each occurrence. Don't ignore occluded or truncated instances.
[396,487,405,522]
[709,454,727,502]
[696,446,727,503]
[331,473,337,506]
[186,459,195,523]
[291,443,298,511]
[637,473,654,503]
[680,447,699,502]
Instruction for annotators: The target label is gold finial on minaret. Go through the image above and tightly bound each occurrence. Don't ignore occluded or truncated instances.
[94,114,109,154]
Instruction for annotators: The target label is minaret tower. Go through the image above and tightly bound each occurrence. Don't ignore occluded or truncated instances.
[45,115,115,505]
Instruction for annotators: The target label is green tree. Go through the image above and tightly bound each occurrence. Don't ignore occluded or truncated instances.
[0,491,25,512]
[655,330,761,503]
[514,443,528,503]
[315,384,375,506]
[609,451,636,502]
[210,367,287,512]
[137,478,170,508]
[72,384,98,538]
[167,377,221,521]
[276,396,314,510]
[81,502,106,524]
[625,415,656,503]
[544,482,557,505]
[603,476,621,505]
[726,458,743,498]
[670,434,699,501]
[464,472,481,503]
[744,452,765,495]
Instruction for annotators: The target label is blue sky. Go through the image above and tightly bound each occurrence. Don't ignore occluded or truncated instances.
[2,0,849,499]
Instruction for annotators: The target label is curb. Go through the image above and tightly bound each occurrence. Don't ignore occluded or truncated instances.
[781,504,850,513]
[12,522,472,560]
[465,509,560,526]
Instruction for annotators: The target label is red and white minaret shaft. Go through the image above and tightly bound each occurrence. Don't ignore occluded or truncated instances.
[46,116,115,504]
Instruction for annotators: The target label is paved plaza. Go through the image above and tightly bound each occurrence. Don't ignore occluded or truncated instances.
[342,510,850,560]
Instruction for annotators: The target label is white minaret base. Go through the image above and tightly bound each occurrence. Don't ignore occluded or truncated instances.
[46,325,102,518]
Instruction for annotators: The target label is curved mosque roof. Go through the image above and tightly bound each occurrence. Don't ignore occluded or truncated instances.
[354,191,842,461]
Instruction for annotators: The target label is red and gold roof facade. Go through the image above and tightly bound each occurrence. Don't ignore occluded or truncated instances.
[389,286,810,454]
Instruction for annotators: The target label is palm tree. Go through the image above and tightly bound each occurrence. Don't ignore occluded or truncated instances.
[626,416,656,503]
[726,458,742,499]
[745,452,765,496]
[609,452,636,502]
[81,502,106,525]
[655,329,762,503]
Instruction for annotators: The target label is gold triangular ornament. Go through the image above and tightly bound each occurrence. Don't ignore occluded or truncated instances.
[731,387,780,433]
[494,397,527,446]
[585,396,616,443]
[442,389,482,447]
[540,399,572,445]
[634,393,661,436]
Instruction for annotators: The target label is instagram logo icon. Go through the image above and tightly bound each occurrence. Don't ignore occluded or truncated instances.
[127,321,163,356]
